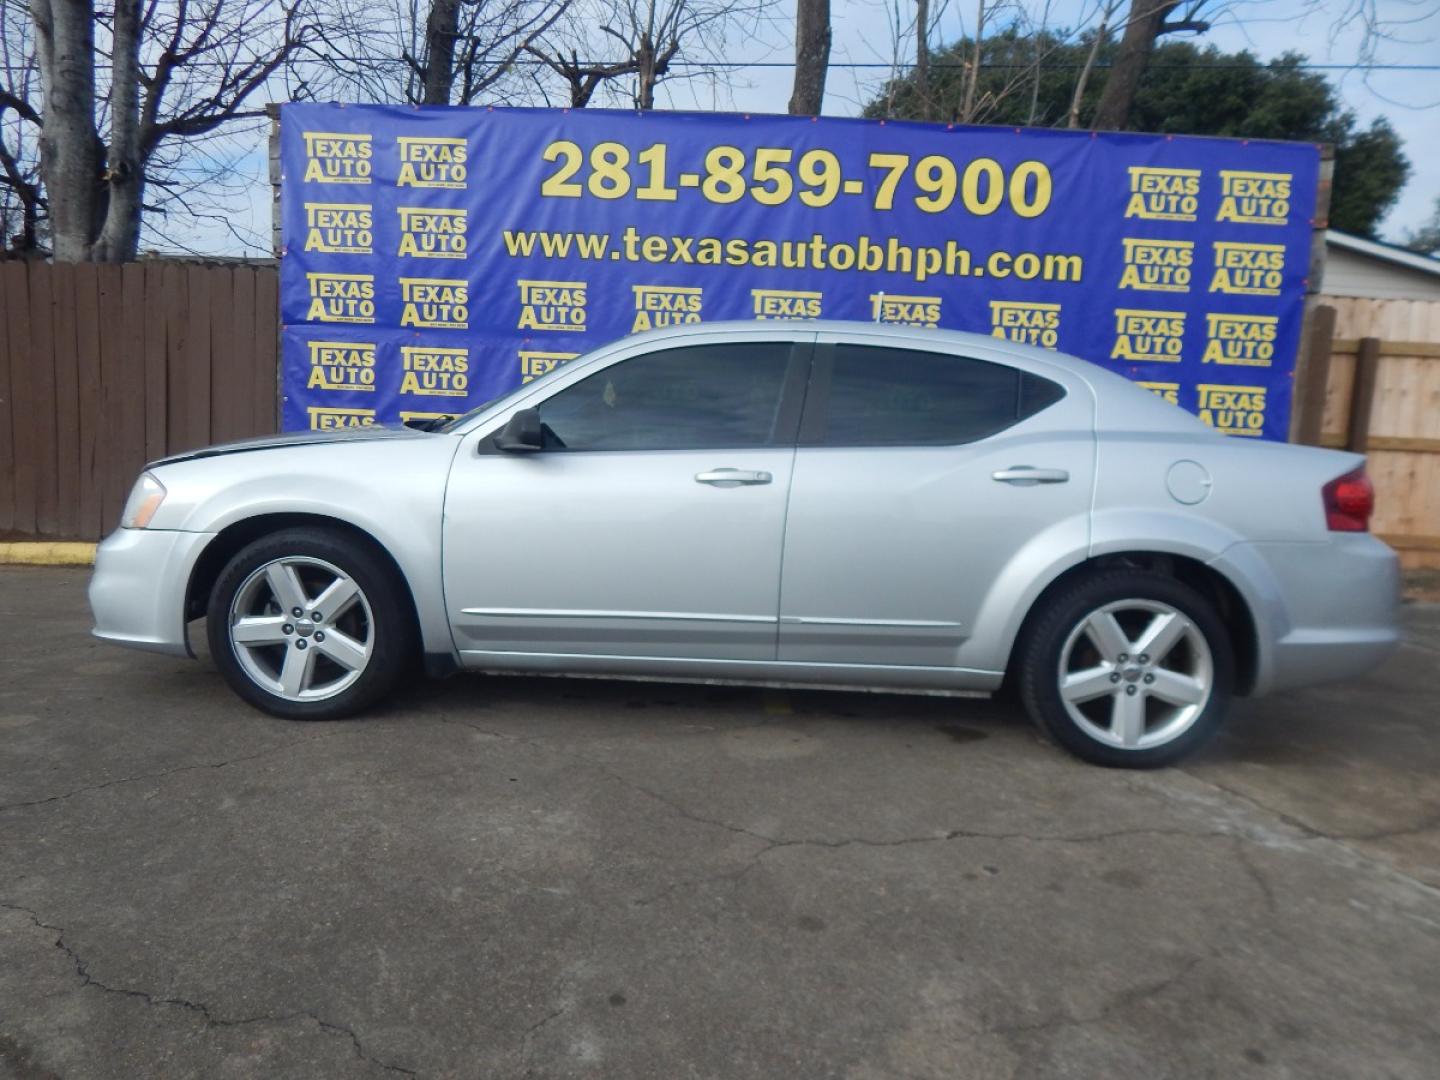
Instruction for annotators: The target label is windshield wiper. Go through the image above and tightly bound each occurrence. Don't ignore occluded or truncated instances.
[402,415,455,432]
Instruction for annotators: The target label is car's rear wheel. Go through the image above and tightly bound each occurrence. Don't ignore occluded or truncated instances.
[1016,570,1234,767]
[206,528,415,720]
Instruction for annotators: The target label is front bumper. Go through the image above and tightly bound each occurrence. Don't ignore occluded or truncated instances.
[1213,534,1402,696]
[89,528,216,657]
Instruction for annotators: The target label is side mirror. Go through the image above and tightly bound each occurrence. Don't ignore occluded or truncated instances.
[494,407,544,452]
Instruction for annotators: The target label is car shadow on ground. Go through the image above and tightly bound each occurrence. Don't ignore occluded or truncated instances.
[178,613,1430,778]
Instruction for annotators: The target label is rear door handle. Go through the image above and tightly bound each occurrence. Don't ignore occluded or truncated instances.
[992,466,1069,486]
[696,468,772,487]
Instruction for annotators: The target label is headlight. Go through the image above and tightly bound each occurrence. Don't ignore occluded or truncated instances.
[121,472,167,529]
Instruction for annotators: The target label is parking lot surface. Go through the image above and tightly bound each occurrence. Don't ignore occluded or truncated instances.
[2,565,1438,1079]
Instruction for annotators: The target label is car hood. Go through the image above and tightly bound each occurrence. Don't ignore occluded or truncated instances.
[149,424,438,467]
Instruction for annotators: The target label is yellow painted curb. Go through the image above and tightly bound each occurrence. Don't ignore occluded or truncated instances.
[0,542,98,566]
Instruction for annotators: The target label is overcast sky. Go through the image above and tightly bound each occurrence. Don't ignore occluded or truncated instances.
[201,0,1439,256]
[708,0,1440,239]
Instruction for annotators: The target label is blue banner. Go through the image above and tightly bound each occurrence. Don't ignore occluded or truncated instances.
[279,103,1320,439]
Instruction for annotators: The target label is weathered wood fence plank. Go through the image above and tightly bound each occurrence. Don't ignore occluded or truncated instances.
[1,260,279,540]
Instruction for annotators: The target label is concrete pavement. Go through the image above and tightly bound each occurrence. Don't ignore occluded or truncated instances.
[2,566,1438,1079]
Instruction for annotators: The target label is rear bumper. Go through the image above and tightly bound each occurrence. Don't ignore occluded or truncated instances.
[1213,535,1401,696]
[88,528,215,657]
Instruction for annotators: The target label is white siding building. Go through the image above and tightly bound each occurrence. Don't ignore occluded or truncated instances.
[1322,231,1440,301]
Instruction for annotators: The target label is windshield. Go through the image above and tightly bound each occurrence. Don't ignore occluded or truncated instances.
[434,346,595,432]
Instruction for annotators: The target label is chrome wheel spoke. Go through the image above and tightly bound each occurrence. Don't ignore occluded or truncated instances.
[1110,689,1147,748]
[1134,611,1189,664]
[1084,611,1130,659]
[1061,665,1116,703]
[278,643,317,697]
[266,562,308,613]
[315,627,367,671]
[230,556,375,702]
[1059,597,1214,752]
[1148,668,1207,707]
[232,614,290,647]
[311,575,360,622]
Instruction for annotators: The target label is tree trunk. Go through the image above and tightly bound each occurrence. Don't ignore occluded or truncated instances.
[423,0,462,105]
[1068,6,1113,128]
[958,0,986,123]
[636,35,657,110]
[93,0,143,261]
[31,0,103,261]
[787,0,830,115]
[914,0,930,119]
[1091,0,1177,130]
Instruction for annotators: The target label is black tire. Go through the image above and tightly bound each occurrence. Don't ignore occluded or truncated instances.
[1015,569,1235,768]
[206,527,417,720]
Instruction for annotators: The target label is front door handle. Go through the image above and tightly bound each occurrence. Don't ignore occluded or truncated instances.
[696,468,772,487]
[992,466,1069,486]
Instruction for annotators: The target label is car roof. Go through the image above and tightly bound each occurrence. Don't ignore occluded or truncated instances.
[619,318,1094,375]
[612,319,1215,438]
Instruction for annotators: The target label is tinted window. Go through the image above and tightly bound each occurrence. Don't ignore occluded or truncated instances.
[819,345,1065,447]
[536,343,793,451]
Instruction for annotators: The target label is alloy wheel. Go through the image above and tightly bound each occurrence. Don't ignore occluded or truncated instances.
[227,556,374,701]
[1056,598,1214,751]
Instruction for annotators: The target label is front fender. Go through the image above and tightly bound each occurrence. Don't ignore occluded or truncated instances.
[154,437,461,659]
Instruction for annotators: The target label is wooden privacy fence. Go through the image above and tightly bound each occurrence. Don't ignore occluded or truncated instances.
[1296,299,1440,569]
[3,265,1439,563]
[0,260,279,541]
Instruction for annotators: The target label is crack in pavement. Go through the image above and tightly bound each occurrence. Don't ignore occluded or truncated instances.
[0,729,359,814]
[515,885,604,1079]
[1171,770,1440,901]
[980,952,1215,1045]
[1336,812,1440,843]
[0,901,417,1077]
[598,762,1243,852]
[587,760,1440,921]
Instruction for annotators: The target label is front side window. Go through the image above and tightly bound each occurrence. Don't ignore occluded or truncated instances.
[818,344,1066,447]
[536,342,793,451]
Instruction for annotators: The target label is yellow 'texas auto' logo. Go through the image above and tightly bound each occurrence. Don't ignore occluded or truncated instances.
[1124,167,1200,222]
[1203,312,1278,367]
[400,346,469,397]
[397,136,468,189]
[872,294,941,328]
[397,207,467,259]
[400,277,468,329]
[303,202,372,255]
[632,285,701,332]
[307,340,376,391]
[301,132,371,184]
[306,272,375,324]
[1197,383,1267,437]
[518,280,586,331]
[1209,242,1286,296]
[1119,238,1194,293]
[1111,308,1185,363]
[990,300,1058,348]
[1216,170,1292,225]
[519,350,579,383]
[308,406,375,429]
[752,288,821,319]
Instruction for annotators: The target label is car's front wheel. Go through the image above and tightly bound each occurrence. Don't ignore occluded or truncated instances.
[206,528,415,720]
[1016,570,1234,767]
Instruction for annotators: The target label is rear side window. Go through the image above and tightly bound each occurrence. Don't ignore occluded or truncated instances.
[817,344,1065,447]
[536,342,793,451]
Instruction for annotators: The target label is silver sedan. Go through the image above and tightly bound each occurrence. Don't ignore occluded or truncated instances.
[89,321,1400,766]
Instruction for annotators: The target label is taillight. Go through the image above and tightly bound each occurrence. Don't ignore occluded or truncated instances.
[1322,467,1374,532]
